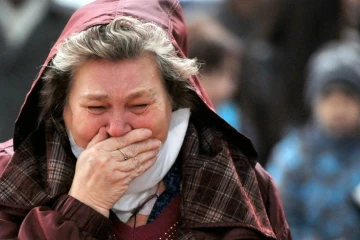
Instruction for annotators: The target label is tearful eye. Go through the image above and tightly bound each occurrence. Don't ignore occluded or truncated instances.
[130,103,149,114]
[132,104,148,109]
[87,106,105,114]
[88,106,105,109]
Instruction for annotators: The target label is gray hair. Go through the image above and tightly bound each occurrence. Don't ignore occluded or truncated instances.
[40,16,199,121]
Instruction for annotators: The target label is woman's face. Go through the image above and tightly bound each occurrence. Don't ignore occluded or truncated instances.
[63,53,173,148]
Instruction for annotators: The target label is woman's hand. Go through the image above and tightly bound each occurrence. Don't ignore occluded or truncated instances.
[68,127,161,217]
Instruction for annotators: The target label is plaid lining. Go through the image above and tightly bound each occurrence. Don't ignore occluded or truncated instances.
[0,118,75,206]
[178,116,276,239]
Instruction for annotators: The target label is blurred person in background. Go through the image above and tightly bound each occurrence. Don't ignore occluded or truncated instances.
[216,0,263,42]
[235,0,358,165]
[188,18,258,147]
[343,0,360,35]
[180,0,221,23]
[267,40,360,240]
[0,0,92,142]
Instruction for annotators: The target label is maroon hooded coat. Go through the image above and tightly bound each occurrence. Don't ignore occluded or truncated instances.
[0,0,291,239]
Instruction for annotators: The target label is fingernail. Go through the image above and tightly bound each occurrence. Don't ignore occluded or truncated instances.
[153,139,162,148]
[143,129,152,137]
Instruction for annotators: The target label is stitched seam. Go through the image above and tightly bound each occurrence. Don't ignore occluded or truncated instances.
[166,0,178,37]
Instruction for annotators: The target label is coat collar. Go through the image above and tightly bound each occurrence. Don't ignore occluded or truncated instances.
[178,112,275,239]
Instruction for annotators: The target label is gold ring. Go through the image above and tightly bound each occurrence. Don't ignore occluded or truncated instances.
[118,149,129,160]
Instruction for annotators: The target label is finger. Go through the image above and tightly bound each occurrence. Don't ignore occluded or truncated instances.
[130,155,157,178]
[86,127,108,149]
[114,148,159,172]
[112,155,157,186]
[117,138,161,160]
[98,128,153,151]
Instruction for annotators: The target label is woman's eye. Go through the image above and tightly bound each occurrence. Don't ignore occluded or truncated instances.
[87,106,105,113]
[133,104,148,108]
[130,104,149,113]
[88,106,104,109]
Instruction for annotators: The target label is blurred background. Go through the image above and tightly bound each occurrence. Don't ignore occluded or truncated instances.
[182,0,360,162]
[0,0,94,143]
[182,1,360,239]
[1,0,360,239]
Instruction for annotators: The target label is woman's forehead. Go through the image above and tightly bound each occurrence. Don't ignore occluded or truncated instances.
[69,56,165,100]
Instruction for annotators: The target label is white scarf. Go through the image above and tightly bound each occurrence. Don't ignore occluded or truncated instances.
[69,108,190,222]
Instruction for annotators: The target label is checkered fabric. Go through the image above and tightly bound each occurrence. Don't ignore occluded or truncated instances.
[177,117,275,239]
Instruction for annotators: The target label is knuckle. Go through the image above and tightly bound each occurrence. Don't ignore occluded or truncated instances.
[126,176,134,185]
[92,156,107,168]
[131,156,139,169]
[134,163,142,175]
[116,136,128,149]
[127,144,139,157]
[138,164,144,174]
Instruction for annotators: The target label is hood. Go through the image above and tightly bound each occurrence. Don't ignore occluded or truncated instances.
[13,0,214,149]
[305,40,360,105]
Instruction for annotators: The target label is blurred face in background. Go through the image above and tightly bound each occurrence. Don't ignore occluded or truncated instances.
[343,0,360,27]
[8,0,26,7]
[314,85,360,137]
[227,0,263,19]
[200,55,239,108]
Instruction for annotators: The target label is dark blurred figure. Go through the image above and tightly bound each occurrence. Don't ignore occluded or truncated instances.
[187,18,259,146]
[343,0,360,32]
[217,0,263,41]
[0,0,73,141]
[235,0,359,163]
[267,40,360,240]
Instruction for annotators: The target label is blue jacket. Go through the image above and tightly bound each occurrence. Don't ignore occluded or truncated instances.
[267,123,360,239]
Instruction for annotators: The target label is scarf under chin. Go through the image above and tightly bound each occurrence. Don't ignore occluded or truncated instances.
[69,108,190,222]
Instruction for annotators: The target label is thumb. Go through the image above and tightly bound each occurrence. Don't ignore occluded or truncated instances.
[86,127,108,149]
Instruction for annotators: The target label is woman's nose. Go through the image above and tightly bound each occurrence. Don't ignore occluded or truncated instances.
[106,118,132,137]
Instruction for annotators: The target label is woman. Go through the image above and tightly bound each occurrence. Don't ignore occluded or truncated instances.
[0,0,291,239]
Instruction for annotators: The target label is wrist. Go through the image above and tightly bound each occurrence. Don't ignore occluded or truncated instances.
[68,190,110,218]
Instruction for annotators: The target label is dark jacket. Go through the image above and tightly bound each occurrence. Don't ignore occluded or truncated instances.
[0,0,291,239]
[0,3,72,142]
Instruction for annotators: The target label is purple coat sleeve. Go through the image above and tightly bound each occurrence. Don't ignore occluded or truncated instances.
[0,140,111,239]
[255,163,292,240]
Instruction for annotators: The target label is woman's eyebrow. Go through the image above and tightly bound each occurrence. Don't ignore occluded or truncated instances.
[80,93,109,100]
[126,89,156,100]
[79,89,156,101]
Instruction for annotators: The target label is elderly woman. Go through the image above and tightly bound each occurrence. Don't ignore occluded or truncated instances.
[0,0,291,239]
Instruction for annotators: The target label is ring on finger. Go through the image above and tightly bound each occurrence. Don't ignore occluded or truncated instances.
[118,149,129,161]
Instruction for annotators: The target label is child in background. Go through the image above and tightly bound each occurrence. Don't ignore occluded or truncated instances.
[188,18,258,144]
[267,40,360,240]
